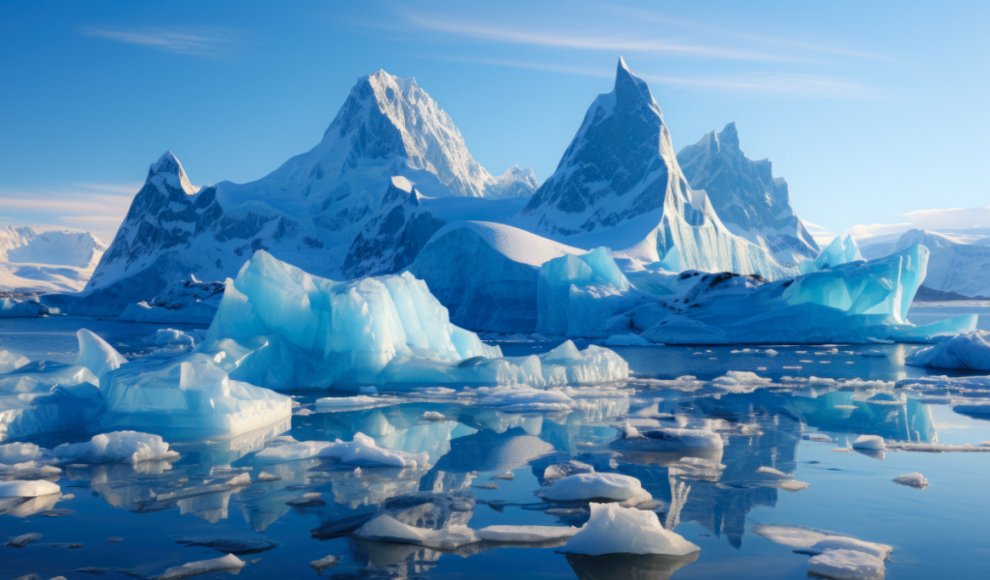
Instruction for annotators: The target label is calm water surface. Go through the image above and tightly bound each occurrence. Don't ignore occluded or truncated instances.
[1,312,989,580]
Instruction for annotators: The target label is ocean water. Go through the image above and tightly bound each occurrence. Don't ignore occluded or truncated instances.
[2,311,990,580]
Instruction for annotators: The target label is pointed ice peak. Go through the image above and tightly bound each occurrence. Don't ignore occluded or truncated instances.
[147,151,197,195]
[717,122,739,149]
[613,56,655,108]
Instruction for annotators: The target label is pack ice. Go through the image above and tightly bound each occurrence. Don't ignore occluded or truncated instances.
[195,250,627,390]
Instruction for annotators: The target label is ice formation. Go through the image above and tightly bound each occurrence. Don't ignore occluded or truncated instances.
[538,472,651,503]
[562,503,700,556]
[52,431,178,463]
[906,332,990,370]
[799,234,863,274]
[196,250,627,390]
[147,553,246,580]
[0,225,107,293]
[892,472,929,489]
[807,537,892,560]
[851,435,885,451]
[255,433,429,468]
[807,549,885,580]
[0,296,50,317]
[476,525,579,543]
[0,479,60,497]
[0,330,125,442]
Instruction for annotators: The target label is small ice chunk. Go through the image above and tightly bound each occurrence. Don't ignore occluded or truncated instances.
[544,460,594,483]
[255,433,428,468]
[255,472,280,483]
[174,537,279,555]
[808,537,892,560]
[851,435,885,451]
[603,333,652,346]
[7,532,41,547]
[476,525,579,543]
[310,555,340,575]
[807,549,885,580]
[757,466,791,478]
[491,471,515,481]
[615,426,723,450]
[861,350,886,358]
[152,329,196,347]
[539,472,651,503]
[563,503,699,556]
[773,480,810,492]
[419,411,446,422]
[0,479,60,497]
[356,514,479,550]
[892,472,929,489]
[286,492,325,507]
[147,553,246,580]
[53,431,178,463]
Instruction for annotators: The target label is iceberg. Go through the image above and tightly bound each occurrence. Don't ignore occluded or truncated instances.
[0,296,50,317]
[537,472,651,504]
[0,330,122,442]
[194,250,627,390]
[905,332,990,370]
[254,432,429,468]
[0,479,60,498]
[807,549,885,580]
[799,234,863,274]
[52,431,178,464]
[562,503,700,556]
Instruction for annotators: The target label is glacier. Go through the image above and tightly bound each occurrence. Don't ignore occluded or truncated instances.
[0,225,107,293]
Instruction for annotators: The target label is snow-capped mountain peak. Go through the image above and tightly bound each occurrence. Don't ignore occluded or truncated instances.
[148,150,197,196]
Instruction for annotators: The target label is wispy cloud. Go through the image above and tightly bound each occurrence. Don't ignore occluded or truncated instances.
[592,3,892,62]
[406,15,806,63]
[847,206,990,240]
[0,182,140,243]
[419,54,875,98]
[80,26,237,56]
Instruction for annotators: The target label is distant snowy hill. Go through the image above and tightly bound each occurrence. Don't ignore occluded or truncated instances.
[677,123,819,264]
[881,229,990,298]
[0,226,107,293]
[79,70,536,314]
[513,58,792,279]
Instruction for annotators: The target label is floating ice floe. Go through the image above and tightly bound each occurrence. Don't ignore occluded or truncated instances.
[0,479,60,497]
[562,503,700,556]
[537,472,652,505]
[906,332,990,370]
[195,251,627,390]
[310,554,340,574]
[893,472,930,489]
[0,330,124,442]
[851,435,885,451]
[52,431,178,464]
[255,433,429,469]
[807,549,885,580]
[612,424,723,451]
[147,553,245,580]
[6,532,41,547]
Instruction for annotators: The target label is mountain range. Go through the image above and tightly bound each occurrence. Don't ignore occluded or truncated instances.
[0,226,107,293]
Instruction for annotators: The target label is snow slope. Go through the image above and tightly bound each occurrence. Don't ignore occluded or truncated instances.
[677,123,819,264]
[78,70,535,315]
[0,226,107,293]
[513,58,794,281]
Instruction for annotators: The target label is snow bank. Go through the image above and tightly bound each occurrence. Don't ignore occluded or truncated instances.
[197,251,627,389]
[255,433,428,468]
[563,503,700,556]
[538,472,651,503]
[807,549,885,580]
[52,431,178,463]
[906,332,990,370]
[0,479,60,497]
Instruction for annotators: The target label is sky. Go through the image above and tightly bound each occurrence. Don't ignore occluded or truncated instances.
[1,0,988,244]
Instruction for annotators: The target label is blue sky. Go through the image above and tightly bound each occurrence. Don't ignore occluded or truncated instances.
[1,0,988,243]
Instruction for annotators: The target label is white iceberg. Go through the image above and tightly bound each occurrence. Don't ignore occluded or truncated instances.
[538,472,651,504]
[0,479,60,497]
[562,503,700,556]
[53,431,178,463]
[851,435,885,451]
